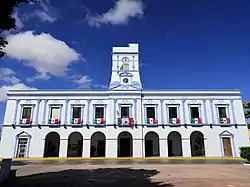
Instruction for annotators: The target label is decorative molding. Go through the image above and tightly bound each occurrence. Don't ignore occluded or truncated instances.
[218,99,224,103]
[122,99,129,103]
[25,100,31,104]
[16,131,32,137]
[147,100,154,104]
[169,99,175,104]
[96,100,104,104]
[219,130,234,136]
[181,98,186,103]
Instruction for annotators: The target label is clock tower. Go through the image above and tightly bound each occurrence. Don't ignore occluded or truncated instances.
[109,43,142,90]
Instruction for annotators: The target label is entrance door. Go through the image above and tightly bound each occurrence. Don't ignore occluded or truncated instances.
[168,140,173,157]
[222,137,233,156]
[119,138,131,157]
[145,140,153,157]
[97,140,105,157]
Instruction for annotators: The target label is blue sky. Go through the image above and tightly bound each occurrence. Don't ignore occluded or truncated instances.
[0,0,250,124]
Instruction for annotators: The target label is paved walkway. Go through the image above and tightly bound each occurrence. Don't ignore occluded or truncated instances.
[2,162,250,187]
[8,158,244,166]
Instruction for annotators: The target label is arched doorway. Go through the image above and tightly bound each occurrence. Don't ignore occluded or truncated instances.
[44,132,60,157]
[190,131,205,157]
[145,131,160,157]
[118,131,133,157]
[167,131,183,157]
[67,132,83,157]
[90,132,106,157]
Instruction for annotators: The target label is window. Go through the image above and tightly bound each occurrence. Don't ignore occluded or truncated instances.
[146,107,155,118]
[169,107,177,118]
[123,78,129,83]
[22,107,32,119]
[50,107,60,119]
[218,107,227,118]
[190,107,199,118]
[95,107,104,118]
[72,107,81,118]
[16,138,28,158]
[121,106,129,118]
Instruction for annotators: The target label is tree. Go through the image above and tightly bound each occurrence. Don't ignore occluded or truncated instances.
[243,101,250,119]
[0,0,35,57]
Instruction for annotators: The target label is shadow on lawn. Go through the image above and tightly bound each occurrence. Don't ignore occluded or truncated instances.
[3,168,174,187]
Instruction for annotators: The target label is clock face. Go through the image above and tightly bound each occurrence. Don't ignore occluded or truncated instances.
[122,57,130,63]
[123,78,129,83]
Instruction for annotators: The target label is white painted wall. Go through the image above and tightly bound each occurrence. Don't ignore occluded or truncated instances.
[0,43,249,159]
[0,120,249,158]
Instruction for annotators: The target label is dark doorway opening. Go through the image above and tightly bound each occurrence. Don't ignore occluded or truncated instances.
[90,132,106,157]
[190,131,205,157]
[44,132,60,157]
[118,131,133,157]
[167,131,183,157]
[67,132,83,157]
[144,131,160,157]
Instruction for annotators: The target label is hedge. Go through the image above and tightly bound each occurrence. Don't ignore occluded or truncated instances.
[240,146,250,161]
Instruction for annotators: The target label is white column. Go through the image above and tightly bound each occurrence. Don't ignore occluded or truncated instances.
[160,99,164,124]
[133,99,137,124]
[181,98,186,124]
[159,138,168,157]
[59,139,68,157]
[106,139,117,158]
[182,138,191,157]
[83,139,91,158]
[86,100,91,124]
[133,139,143,157]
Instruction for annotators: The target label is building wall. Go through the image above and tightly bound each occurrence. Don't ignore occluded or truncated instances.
[0,91,249,158]
[0,124,248,158]
[2,95,247,126]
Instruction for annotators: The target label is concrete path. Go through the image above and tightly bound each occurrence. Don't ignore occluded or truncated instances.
[5,158,245,166]
[2,163,250,187]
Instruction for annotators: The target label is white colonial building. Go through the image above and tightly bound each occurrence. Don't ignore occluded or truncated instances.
[0,43,249,158]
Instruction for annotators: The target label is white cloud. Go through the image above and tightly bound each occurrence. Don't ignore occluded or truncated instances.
[0,68,20,84]
[88,0,145,26]
[73,75,92,88]
[0,83,37,102]
[31,0,57,23]
[13,12,24,29]
[4,31,80,80]
[32,11,56,23]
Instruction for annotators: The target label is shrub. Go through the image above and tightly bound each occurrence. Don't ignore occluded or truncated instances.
[239,147,250,161]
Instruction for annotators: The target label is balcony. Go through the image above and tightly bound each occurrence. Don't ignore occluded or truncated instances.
[118,118,134,127]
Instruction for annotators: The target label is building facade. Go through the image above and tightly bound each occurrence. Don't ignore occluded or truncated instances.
[0,43,249,158]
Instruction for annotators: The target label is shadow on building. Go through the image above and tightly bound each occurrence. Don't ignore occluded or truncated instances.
[2,168,174,187]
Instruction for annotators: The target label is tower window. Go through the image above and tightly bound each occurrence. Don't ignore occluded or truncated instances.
[123,78,128,83]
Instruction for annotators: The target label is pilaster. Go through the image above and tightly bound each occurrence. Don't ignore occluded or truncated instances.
[182,137,191,157]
